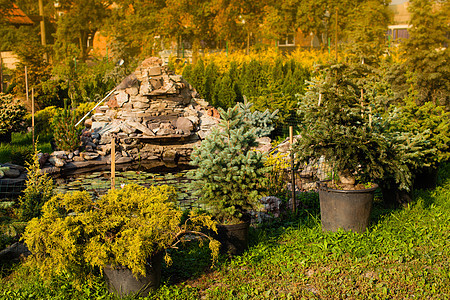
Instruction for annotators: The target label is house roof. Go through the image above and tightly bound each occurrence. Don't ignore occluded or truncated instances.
[1,3,34,26]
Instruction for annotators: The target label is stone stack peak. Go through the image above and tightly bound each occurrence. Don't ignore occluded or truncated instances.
[44,57,220,174]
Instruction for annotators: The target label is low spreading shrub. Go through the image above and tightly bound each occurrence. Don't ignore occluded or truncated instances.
[23,184,219,285]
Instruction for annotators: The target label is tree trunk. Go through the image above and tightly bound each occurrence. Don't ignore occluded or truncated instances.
[192,38,200,65]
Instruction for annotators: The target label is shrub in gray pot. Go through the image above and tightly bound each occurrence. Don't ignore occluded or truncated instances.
[23,184,220,297]
[294,63,422,232]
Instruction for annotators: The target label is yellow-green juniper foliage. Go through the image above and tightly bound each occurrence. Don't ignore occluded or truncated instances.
[23,184,219,284]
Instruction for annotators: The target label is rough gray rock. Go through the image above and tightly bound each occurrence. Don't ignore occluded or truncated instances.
[0,242,30,262]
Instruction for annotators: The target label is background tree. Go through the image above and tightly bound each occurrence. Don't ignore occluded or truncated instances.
[295,0,359,48]
[402,0,450,108]
[343,0,392,65]
[161,0,216,57]
[261,0,299,43]
[53,0,112,61]
[105,0,166,61]
[211,0,243,47]
[211,0,268,50]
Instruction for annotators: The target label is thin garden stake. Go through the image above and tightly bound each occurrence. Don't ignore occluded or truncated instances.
[25,66,29,107]
[111,136,116,190]
[290,126,296,213]
[32,88,35,147]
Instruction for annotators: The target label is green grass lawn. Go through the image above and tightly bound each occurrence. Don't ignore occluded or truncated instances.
[1,164,449,299]
[0,132,53,165]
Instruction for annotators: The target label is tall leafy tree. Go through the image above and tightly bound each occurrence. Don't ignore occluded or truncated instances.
[105,0,166,60]
[296,0,361,48]
[260,0,298,42]
[54,0,112,61]
[161,0,216,52]
[211,0,268,49]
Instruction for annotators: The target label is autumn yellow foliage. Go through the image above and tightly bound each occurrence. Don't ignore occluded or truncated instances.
[23,184,220,284]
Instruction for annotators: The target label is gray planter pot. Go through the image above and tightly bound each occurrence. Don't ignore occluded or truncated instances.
[414,165,439,190]
[103,252,164,298]
[317,181,378,233]
[216,222,250,255]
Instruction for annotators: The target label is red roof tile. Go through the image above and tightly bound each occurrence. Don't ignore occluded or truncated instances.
[1,3,34,26]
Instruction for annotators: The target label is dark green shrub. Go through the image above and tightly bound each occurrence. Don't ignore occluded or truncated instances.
[0,94,26,140]
[214,72,236,109]
[9,146,33,166]
[52,101,81,152]
[17,145,54,221]
[35,79,69,108]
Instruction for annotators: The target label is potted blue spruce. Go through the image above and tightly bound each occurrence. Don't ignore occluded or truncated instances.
[295,63,418,232]
[189,101,277,254]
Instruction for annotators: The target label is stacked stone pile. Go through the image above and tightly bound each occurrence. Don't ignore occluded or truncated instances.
[43,57,219,173]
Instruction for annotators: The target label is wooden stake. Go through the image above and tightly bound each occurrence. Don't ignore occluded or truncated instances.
[289,126,296,213]
[111,136,116,189]
[25,66,29,105]
[32,88,35,147]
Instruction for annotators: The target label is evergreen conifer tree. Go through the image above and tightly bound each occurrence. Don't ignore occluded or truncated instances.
[295,63,424,191]
[190,58,206,98]
[189,102,275,223]
[241,60,266,99]
[214,72,236,109]
[228,62,244,104]
[181,64,193,84]
[52,100,81,151]
[204,62,219,104]
[18,143,54,221]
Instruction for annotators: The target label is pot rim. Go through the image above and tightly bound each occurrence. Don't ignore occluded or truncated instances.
[317,180,379,194]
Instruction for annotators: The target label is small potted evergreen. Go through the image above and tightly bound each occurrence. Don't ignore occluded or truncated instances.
[389,97,449,190]
[189,101,276,254]
[295,63,413,232]
[23,184,219,297]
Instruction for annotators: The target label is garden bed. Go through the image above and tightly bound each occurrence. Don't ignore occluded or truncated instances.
[1,163,449,299]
